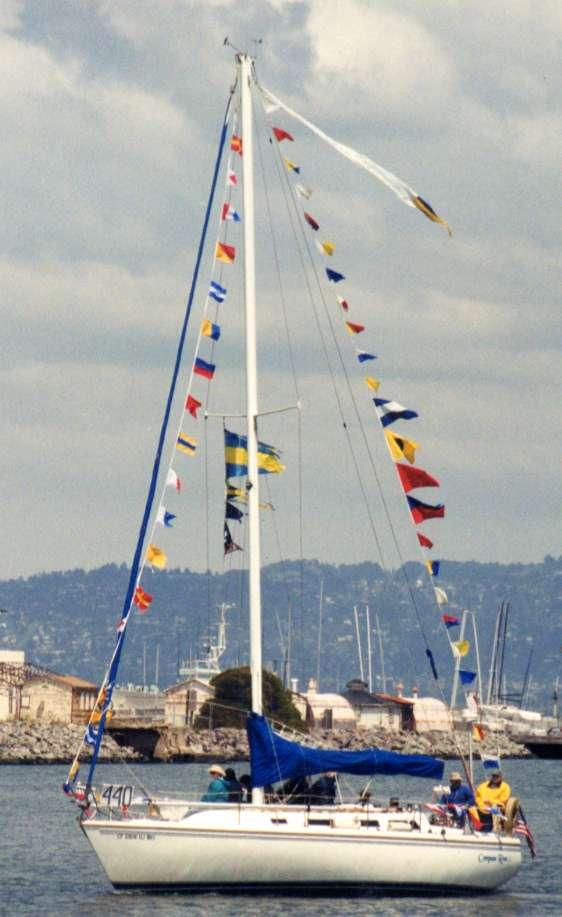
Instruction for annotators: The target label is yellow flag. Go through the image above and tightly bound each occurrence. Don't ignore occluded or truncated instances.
[364,376,380,392]
[315,240,335,256]
[258,453,285,475]
[283,157,299,173]
[385,430,418,464]
[451,640,470,658]
[146,544,167,570]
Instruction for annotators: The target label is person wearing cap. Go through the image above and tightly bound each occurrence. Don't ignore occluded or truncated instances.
[475,770,511,829]
[439,771,475,808]
[438,771,474,827]
[201,764,230,802]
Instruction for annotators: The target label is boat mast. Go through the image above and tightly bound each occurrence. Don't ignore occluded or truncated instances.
[240,54,264,805]
[450,609,468,709]
[354,606,365,683]
[366,605,373,694]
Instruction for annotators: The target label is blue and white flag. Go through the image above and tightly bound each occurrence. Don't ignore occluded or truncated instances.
[156,506,176,528]
[84,725,99,746]
[209,280,227,303]
[374,398,418,428]
[356,350,376,363]
[481,754,501,770]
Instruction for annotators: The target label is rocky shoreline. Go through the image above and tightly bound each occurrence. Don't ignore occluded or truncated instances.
[0,721,141,765]
[0,720,530,765]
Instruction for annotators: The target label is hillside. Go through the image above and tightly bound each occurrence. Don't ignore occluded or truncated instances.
[0,557,560,711]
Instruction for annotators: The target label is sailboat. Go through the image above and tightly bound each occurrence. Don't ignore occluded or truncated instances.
[63,51,524,893]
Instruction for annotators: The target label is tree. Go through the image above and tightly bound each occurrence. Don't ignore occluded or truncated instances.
[196,667,304,730]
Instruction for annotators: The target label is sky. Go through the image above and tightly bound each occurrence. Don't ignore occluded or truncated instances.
[1,0,561,582]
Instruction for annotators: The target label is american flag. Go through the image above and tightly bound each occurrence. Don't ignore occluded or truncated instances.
[514,812,537,858]
[424,803,448,817]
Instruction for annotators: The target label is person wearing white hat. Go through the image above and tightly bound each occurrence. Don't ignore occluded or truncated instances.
[201,764,229,802]
[439,771,475,808]
[439,771,475,826]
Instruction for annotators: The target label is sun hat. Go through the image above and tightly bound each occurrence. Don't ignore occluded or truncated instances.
[449,771,462,781]
[209,764,225,777]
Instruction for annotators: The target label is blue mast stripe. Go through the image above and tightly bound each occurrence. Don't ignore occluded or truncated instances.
[85,95,232,788]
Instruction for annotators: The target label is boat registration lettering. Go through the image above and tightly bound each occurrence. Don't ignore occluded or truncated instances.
[100,784,134,808]
[116,832,155,841]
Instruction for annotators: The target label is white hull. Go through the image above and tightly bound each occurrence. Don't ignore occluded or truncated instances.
[82,805,522,893]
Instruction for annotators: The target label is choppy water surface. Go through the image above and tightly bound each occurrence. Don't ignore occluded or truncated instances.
[1,758,560,915]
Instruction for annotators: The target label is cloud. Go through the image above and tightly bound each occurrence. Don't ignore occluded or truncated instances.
[0,1,560,579]
[305,0,456,123]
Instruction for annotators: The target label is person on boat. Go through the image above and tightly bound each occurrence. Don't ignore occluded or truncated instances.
[475,771,512,831]
[308,773,337,806]
[439,771,474,826]
[224,767,243,802]
[281,775,310,805]
[239,773,252,803]
[440,771,475,807]
[201,764,230,802]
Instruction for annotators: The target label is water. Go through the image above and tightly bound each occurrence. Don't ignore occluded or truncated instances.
[1,759,560,915]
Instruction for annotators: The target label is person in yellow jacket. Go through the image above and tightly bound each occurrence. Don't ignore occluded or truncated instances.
[475,771,512,831]
[476,771,511,810]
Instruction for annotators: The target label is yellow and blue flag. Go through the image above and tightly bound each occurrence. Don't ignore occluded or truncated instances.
[201,319,221,341]
[225,429,285,478]
[177,433,197,456]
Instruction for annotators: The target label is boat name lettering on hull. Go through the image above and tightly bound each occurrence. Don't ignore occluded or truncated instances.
[478,853,509,864]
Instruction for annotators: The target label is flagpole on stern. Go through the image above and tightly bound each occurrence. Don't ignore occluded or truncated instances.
[239,51,264,806]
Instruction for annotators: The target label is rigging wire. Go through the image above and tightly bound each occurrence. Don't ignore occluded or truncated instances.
[253,75,468,749]
[255,86,388,568]
[253,107,307,683]
[263,126,446,729]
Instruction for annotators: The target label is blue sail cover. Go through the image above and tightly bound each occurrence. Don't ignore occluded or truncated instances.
[247,714,444,787]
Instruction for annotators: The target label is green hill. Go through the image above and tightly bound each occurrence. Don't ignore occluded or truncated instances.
[0,556,560,711]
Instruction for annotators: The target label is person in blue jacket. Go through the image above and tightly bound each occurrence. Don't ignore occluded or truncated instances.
[440,771,475,807]
[201,764,230,802]
[440,771,475,825]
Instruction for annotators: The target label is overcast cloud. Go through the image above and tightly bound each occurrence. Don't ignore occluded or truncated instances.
[1,0,560,580]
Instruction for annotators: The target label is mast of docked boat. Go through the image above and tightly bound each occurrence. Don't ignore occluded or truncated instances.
[239,52,264,806]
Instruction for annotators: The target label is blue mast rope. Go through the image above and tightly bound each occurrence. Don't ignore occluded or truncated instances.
[85,94,233,788]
